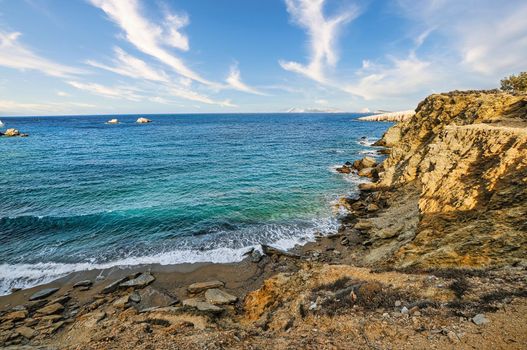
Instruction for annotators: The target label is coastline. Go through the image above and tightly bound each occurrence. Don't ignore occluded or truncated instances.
[1,90,526,349]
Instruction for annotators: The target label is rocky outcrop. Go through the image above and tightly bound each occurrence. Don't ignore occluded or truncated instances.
[136,117,152,123]
[358,110,415,122]
[1,128,28,137]
[106,119,119,124]
[352,91,527,269]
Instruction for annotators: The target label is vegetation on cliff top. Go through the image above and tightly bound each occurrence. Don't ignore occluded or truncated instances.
[500,72,527,93]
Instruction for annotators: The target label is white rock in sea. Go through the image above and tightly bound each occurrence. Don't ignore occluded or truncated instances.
[136,117,152,123]
[107,118,119,124]
[0,119,4,128]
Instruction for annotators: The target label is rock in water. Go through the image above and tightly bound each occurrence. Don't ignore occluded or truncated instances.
[204,289,238,305]
[136,117,152,123]
[29,288,59,301]
[119,273,155,288]
[262,244,301,258]
[188,280,224,294]
[107,118,119,124]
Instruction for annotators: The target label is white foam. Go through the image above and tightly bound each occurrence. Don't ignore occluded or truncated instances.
[0,218,338,295]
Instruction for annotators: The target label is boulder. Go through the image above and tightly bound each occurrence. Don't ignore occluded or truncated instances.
[204,289,238,305]
[29,288,59,301]
[188,280,224,294]
[3,128,20,137]
[15,326,37,339]
[262,244,301,259]
[358,167,376,178]
[354,220,373,231]
[3,310,28,322]
[119,273,155,288]
[36,303,64,316]
[106,119,119,124]
[336,165,352,174]
[73,280,92,288]
[358,183,377,192]
[102,277,128,294]
[135,287,177,312]
[366,203,380,212]
[136,117,152,123]
[113,295,130,309]
[182,299,223,314]
[353,156,378,171]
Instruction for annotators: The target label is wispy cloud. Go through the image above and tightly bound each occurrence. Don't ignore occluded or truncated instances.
[67,81,143,101]
[0,99,96,114]
[86,47,170,83]
[0,31,83,77]
[226,64,267,95]
[396,0,527,76]
[279,0,358,83]
[90,0,214,86]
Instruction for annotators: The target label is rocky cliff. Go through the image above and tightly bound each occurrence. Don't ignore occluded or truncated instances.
[355,91,527,269]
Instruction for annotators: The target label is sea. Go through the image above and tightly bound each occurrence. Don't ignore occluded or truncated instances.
[0,113,390,295]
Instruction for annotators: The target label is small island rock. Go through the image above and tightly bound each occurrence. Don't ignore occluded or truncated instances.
[136,117,152,123]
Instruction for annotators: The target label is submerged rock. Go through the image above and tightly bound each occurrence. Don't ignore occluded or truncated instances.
[188,281,224,294]
[29,288,59,301]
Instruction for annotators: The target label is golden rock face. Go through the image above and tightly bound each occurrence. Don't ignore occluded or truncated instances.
[364,91,527,269]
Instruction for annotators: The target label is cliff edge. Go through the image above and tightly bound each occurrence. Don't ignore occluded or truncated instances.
[351,90,527,269]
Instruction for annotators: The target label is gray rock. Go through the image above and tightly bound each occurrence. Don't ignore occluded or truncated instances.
[102,277,128,294]
[29,288,59,301]
[401,306,409,314]
[204,289,238,305]
[135,287,177,312]
[129,291,141,303]
[119,273,155,288]
[262,244,301,259]
[73,280,93,288]
[188,280,224,294]
[182,298,223,314]
[472,314,489,325]
[251,249,263,263]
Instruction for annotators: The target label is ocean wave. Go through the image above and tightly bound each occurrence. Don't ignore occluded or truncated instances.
[0,217,337,295]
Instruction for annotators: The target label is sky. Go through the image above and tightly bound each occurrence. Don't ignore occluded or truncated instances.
[0,0,526,116]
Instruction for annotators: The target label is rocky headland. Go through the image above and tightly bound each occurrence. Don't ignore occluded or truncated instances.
[1,90,526,349]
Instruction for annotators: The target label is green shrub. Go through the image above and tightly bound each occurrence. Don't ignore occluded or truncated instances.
[500,72,527,92]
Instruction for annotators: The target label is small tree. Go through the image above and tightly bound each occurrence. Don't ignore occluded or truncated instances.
[500,72,527,92]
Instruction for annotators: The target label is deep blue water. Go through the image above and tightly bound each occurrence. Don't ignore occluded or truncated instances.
[0,114,389,294]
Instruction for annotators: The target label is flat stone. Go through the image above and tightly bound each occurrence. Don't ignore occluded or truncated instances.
[15,326,37,339]
[29,288,59,301]
[119,273,155,288]
[472,314,489,325]
[3,310,28,321]
[73,280,93,288]
[182,298,223,314]
[204,289,238,305]
[188,280,224,294]
[135,287,176,312]
[36,303,64,316]
[49,295,71,305]
[113,295,130,309]
[102,277,128,294]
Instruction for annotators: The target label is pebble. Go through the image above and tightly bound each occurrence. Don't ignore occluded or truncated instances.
[472,314,489,325]
[395,300,402,307]
[401,306,409,314]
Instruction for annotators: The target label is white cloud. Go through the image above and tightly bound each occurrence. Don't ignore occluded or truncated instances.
[57,91,70,97]
[168,86,236,107]
[279,0,358,83]
[90,0,214,86]
[226,64,267,95]
[345,54,434,100]
[0,99,96,114]
[396,0,527,76]
[0,31,82,77]
[67,81,142,101]
[315,99,328,105]
[86,47,170,83]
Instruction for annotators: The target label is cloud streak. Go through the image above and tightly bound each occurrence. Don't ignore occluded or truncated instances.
[226,64,267,95]
[280,0,358,83]
[90,0,214,86]
[0,31,83,77]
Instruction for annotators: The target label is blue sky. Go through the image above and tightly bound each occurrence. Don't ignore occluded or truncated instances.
[0,0,526,115]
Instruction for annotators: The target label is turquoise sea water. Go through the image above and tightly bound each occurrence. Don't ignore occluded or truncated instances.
[0,114,389,294]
